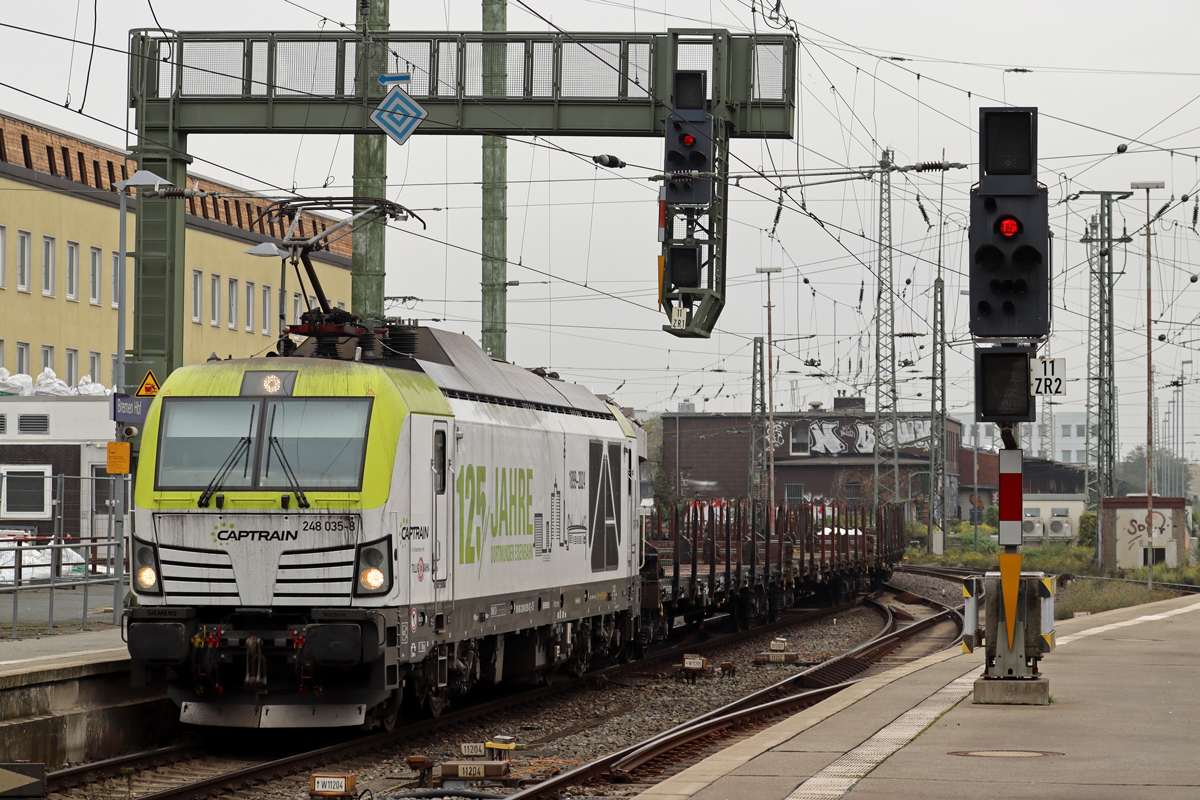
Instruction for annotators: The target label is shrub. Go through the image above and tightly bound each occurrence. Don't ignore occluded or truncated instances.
[983,505,999,527]
[1077,511,1097,549]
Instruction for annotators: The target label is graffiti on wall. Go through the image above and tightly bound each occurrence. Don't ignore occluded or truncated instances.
[793,418,933,455]
[808,421,877,454]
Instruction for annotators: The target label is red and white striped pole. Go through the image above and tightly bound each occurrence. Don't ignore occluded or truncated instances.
[998,448,1023,650]
[998,449,1023,547]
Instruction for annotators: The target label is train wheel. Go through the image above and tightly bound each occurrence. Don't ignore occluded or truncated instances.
[380,707,399,731]
[426,687,450,718]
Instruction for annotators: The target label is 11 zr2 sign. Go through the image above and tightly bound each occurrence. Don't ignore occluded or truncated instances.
[1031,358,1066,396]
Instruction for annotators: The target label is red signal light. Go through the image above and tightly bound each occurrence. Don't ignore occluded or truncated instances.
[999,218,1019,237]
[682,133,696,146]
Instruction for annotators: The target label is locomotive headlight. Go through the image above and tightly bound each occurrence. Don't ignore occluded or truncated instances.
[131,537,161,594]
[136,566,158,590]
[353,537,392,595]
[359,567,386,591]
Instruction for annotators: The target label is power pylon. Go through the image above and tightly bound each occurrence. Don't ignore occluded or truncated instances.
[873,149,900,507]
[1080,191,1132,564]
[749,336,768,502]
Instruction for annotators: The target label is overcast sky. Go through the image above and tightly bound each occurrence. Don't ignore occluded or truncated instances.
[4,1,1200,458]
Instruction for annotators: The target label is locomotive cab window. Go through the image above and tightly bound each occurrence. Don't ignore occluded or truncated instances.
[155,396,371,491]
[433,429,446,494]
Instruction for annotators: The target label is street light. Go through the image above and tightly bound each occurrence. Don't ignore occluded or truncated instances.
[1133,180,1164,591]
[112,170,174,395]
[108,168,171,630]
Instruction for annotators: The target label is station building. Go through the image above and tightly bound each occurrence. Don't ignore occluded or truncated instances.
[0,110,353,388]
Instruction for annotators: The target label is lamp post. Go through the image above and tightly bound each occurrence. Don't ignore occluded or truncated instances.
[109,169,171,627]
[1133,180,1164,590]
[756,264,782,544]
[112,170,173,394]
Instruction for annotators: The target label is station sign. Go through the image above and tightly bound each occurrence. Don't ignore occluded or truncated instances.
[112,393,151,423]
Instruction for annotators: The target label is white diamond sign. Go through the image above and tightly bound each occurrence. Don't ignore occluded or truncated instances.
[370,85,428,147]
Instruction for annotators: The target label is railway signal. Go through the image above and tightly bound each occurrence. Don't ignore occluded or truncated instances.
[663,114,714,205]
[969,108,1050,339]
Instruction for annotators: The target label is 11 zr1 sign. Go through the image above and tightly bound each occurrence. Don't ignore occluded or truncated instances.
[1031,358,1066,396]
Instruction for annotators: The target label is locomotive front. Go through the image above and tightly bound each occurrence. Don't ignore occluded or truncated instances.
[125,358,446,728]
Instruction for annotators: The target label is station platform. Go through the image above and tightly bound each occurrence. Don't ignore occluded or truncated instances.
[636,591,1200,800]
[0,627,177,768]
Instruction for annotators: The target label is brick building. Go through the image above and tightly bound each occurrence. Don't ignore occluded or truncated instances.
[660,399,963,516]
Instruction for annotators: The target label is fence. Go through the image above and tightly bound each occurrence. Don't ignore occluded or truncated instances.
[0,473,129,635]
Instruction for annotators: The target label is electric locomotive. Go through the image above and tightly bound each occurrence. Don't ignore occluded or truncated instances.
[126,316,645,728]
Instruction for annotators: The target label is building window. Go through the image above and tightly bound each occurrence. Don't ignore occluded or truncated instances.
[245,281,254,331]
[262,285,271,334]
[846,482,862,502]
[337,301,345,310]
[62,147,72,179]
[1061,424,1071,438]
[1062,450,1071,463]
[111,252,120,308]
[41,236,54,295]
[65,242,79,300]
[40,345,53,373]
[192,270,202,322]
[1,465,53,519]
[111,354,117,385]
[308,295,317,312]
[1076,425,1085,438]
[89,351,100,382]
[790,423,809,455]
[293,292,301,324]
[15,342,29,376]
[89,247,101,304]
[228,278,238,328]
[1051,507,1069,517]
[1077,450,1086,463]
[784,483,805,502]
[210,274,220,326]
[16,231,30,292]
[64,348,78,386]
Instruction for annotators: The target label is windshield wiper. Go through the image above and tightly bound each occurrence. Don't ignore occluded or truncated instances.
[263,404,310,509]
[198,406,256,508]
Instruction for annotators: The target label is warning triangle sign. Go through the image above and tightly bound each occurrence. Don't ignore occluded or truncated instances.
[135,370,161,398]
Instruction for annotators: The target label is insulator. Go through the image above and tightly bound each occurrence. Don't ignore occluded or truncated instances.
[917,197,932,228]
[592,154,626,168]
[1192,197,1198,229]
[915,161,947,172]
[158,188,189,198]
[772,202,783,230]
[1155,201,1171,220]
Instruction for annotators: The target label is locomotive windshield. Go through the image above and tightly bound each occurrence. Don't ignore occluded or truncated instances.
[156,397,372,491]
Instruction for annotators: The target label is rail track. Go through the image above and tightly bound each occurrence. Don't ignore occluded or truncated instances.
[505,588,962,799]
[47,599,868,799]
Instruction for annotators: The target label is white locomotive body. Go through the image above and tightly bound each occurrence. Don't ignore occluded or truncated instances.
[127,326,642,728]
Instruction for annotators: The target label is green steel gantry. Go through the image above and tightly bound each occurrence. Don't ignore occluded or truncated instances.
[125,27,795,389]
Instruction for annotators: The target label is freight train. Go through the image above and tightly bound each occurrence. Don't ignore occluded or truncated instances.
[126,302,901,730]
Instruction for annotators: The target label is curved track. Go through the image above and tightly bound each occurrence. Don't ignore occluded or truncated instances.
[507,589,963,799]
[47,601,862,799]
